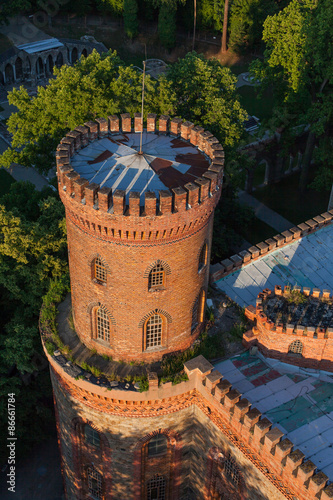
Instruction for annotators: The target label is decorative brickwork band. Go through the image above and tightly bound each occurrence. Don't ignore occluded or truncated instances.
[43,350,332,500]
[138,309,173,327]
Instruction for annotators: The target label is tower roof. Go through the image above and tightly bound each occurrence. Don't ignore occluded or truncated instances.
[70,131,210,203]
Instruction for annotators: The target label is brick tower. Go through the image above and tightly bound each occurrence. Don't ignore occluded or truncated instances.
[56,113,223,363]
[44,113,228,500]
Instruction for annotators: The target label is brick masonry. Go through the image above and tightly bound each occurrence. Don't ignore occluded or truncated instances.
[57,114,223,362]
[47,352,290,500]
[41,346,333,499]
[244,285,333,372]
[44,114,333,500]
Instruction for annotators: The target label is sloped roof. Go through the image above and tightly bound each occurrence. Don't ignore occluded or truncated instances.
[216,224,333,307]
[17,38,64,54]
[215,351,333,481]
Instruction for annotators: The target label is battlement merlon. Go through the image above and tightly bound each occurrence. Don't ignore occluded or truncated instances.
[56,114,223,224]
[41,336,331,500]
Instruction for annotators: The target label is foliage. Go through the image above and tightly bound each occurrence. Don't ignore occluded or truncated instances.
[285,290,307,305]
[0,182,69,462]
[229,322,247,339]
[211,191,254,261]
[160,329,225,384]
[205,305,215,323]
[138,377,149,392]
[251,0,333,190]
[123,0,139,38]
[0,0,31,25]
[0,168,15,196]
[228,0,278,54]
[158,3,177,49]
[44,340,56,356]
[1,50,176,174]
[167,52,247,150]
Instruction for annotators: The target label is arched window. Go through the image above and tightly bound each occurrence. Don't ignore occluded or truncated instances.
[46,54,53,75]
[72,47,78,64]
[26,57,31,74]
[224,456,240,487]
[145,314,162,349]
[94,257,107,283]
[148,263,165,290]
[36,57,43,77]
[81,48,88,58]
[85,424,100,448]
[15,57,23,79]
[147,474,166,500]
[198,243,208,272]
[192,290,205,331]
[288,340,303,355]
[56,51,63,68]
[148,434,167,457]
[87,467,103,499]
[96,306,110,343]
[5,64,14,83]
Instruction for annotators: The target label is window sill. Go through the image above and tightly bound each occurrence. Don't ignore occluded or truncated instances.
[148,452,167,459]
[93,338,111,348]
[145,345,165,352]
[148,286,166,293]
[92,279,107,286]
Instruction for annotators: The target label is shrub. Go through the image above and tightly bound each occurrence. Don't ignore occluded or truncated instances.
[44,340,56,356]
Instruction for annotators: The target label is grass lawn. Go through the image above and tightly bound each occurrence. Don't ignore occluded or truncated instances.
[240,217,276,246]
[254,171,330,225]
[0,169,15,196]
[237,85,274,121]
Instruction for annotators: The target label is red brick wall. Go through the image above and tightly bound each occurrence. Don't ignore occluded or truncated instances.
[66,208,214,361]
[48,358,290,500]
[244,286,333,372]
[58,116,222,362]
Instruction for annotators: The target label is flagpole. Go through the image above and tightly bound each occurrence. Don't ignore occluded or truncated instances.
[139,60,146,155]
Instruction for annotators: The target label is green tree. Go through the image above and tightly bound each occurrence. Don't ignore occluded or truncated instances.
[228,0,278,54]
[167,52,247,149]
[0,50,176,174]
[123,0,139,38]
[0,0,31,25]
[252,0,333,191]
[0,181,68,462]
[158,3,177,49]
[96,0,123,15]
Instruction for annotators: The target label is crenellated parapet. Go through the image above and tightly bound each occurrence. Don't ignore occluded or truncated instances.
[56,114,223,244]
[210,211,333,283]
[243,285,333,371]
[42,337,331,500]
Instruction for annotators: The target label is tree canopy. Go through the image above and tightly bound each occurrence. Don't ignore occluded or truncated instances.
[0,180,68,462]
[167,52,247,149]
[1,50,246,183]
[251,0,333,191]
[0,50,176,174]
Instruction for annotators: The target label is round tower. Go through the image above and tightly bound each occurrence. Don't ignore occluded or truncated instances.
[42,115,325,500]
[56,113,224,362]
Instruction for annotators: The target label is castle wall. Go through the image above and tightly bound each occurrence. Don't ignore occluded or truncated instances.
[244,286,333,372]
[49,359,288,500]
